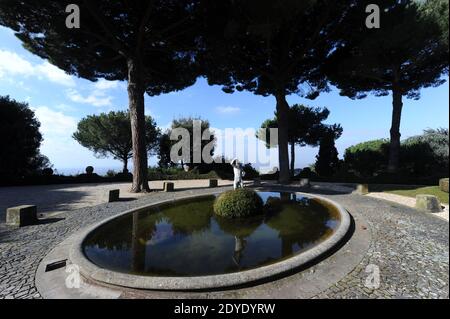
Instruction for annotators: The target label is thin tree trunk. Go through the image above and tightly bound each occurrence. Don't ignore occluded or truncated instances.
[127,56,150,192]
[388,87,403,173]
[275,92,291,184]
[122,157,129,174]
[290,141,295,178]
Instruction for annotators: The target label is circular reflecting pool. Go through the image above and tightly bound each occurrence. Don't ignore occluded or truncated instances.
[83,192,341,277]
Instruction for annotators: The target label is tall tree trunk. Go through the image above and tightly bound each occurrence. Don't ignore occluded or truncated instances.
[275,92,291,184]
[388,87,403,173]
[122,157,129,174]
[127,56,150,192]
[290,140,295,178]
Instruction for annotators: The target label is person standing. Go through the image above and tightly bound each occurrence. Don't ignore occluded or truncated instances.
[231,159,245,190]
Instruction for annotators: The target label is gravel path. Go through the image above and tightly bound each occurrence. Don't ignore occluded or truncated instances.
[0,183,448,299]
[368,192,449,222]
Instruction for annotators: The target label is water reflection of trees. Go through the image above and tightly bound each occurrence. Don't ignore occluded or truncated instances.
[84,192,337,274]
[130,197,215,273]
[162,196,214,235]
[265,194,334,256]
[85,196,216,273]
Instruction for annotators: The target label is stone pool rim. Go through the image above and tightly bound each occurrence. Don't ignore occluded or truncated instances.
[69,189,351,291]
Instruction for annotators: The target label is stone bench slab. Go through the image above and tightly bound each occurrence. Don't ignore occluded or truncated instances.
[6,205,38,227]
[209,179,218,188]
[354,184,369,195]
[163,182,175,192]
[107,189,120,203]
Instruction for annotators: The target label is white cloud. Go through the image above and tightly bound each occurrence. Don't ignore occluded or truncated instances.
[0,50,34,76]
[32,106,78,136]
[66,78,120,108]
[158,122,173,133]
[35,61,75,87]
[54,103,76,112]
[67,89,113,107]
[94,78,120,90]
[0,49,75,87]
[216,106,241,114]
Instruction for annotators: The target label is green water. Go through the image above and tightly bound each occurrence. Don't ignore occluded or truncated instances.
[83,192,340,277]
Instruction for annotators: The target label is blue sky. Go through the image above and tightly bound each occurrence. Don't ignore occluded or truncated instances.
[1,26,449,174]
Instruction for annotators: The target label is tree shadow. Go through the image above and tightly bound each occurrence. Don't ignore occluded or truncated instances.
[369,184,426,192]
[116,197,137,202]
[0,186,91,223]
[36,217,65,225]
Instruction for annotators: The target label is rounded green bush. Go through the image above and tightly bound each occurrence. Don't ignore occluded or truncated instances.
[214,189,264,218]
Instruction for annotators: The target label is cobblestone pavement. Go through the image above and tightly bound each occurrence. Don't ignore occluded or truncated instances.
[315,194,449,299]
[0,186,448,299]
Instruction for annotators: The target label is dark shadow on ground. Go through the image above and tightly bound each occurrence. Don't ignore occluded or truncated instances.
[0,187,90,223]
[369,184,427,192]
[36,217,65,225]
[116,197,137,202]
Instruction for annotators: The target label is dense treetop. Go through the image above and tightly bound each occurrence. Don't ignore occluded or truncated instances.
[0,0,200,94]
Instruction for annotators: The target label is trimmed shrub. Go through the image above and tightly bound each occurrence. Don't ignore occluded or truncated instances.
[214,189,263,218]
[85,166,94,175]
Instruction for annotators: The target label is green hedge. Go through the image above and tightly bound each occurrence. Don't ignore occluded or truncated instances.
[148,162,260,181]
[341,132,449,185]
[147,167,220,181]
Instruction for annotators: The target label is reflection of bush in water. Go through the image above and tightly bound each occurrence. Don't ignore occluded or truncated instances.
[215,215,264,238]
